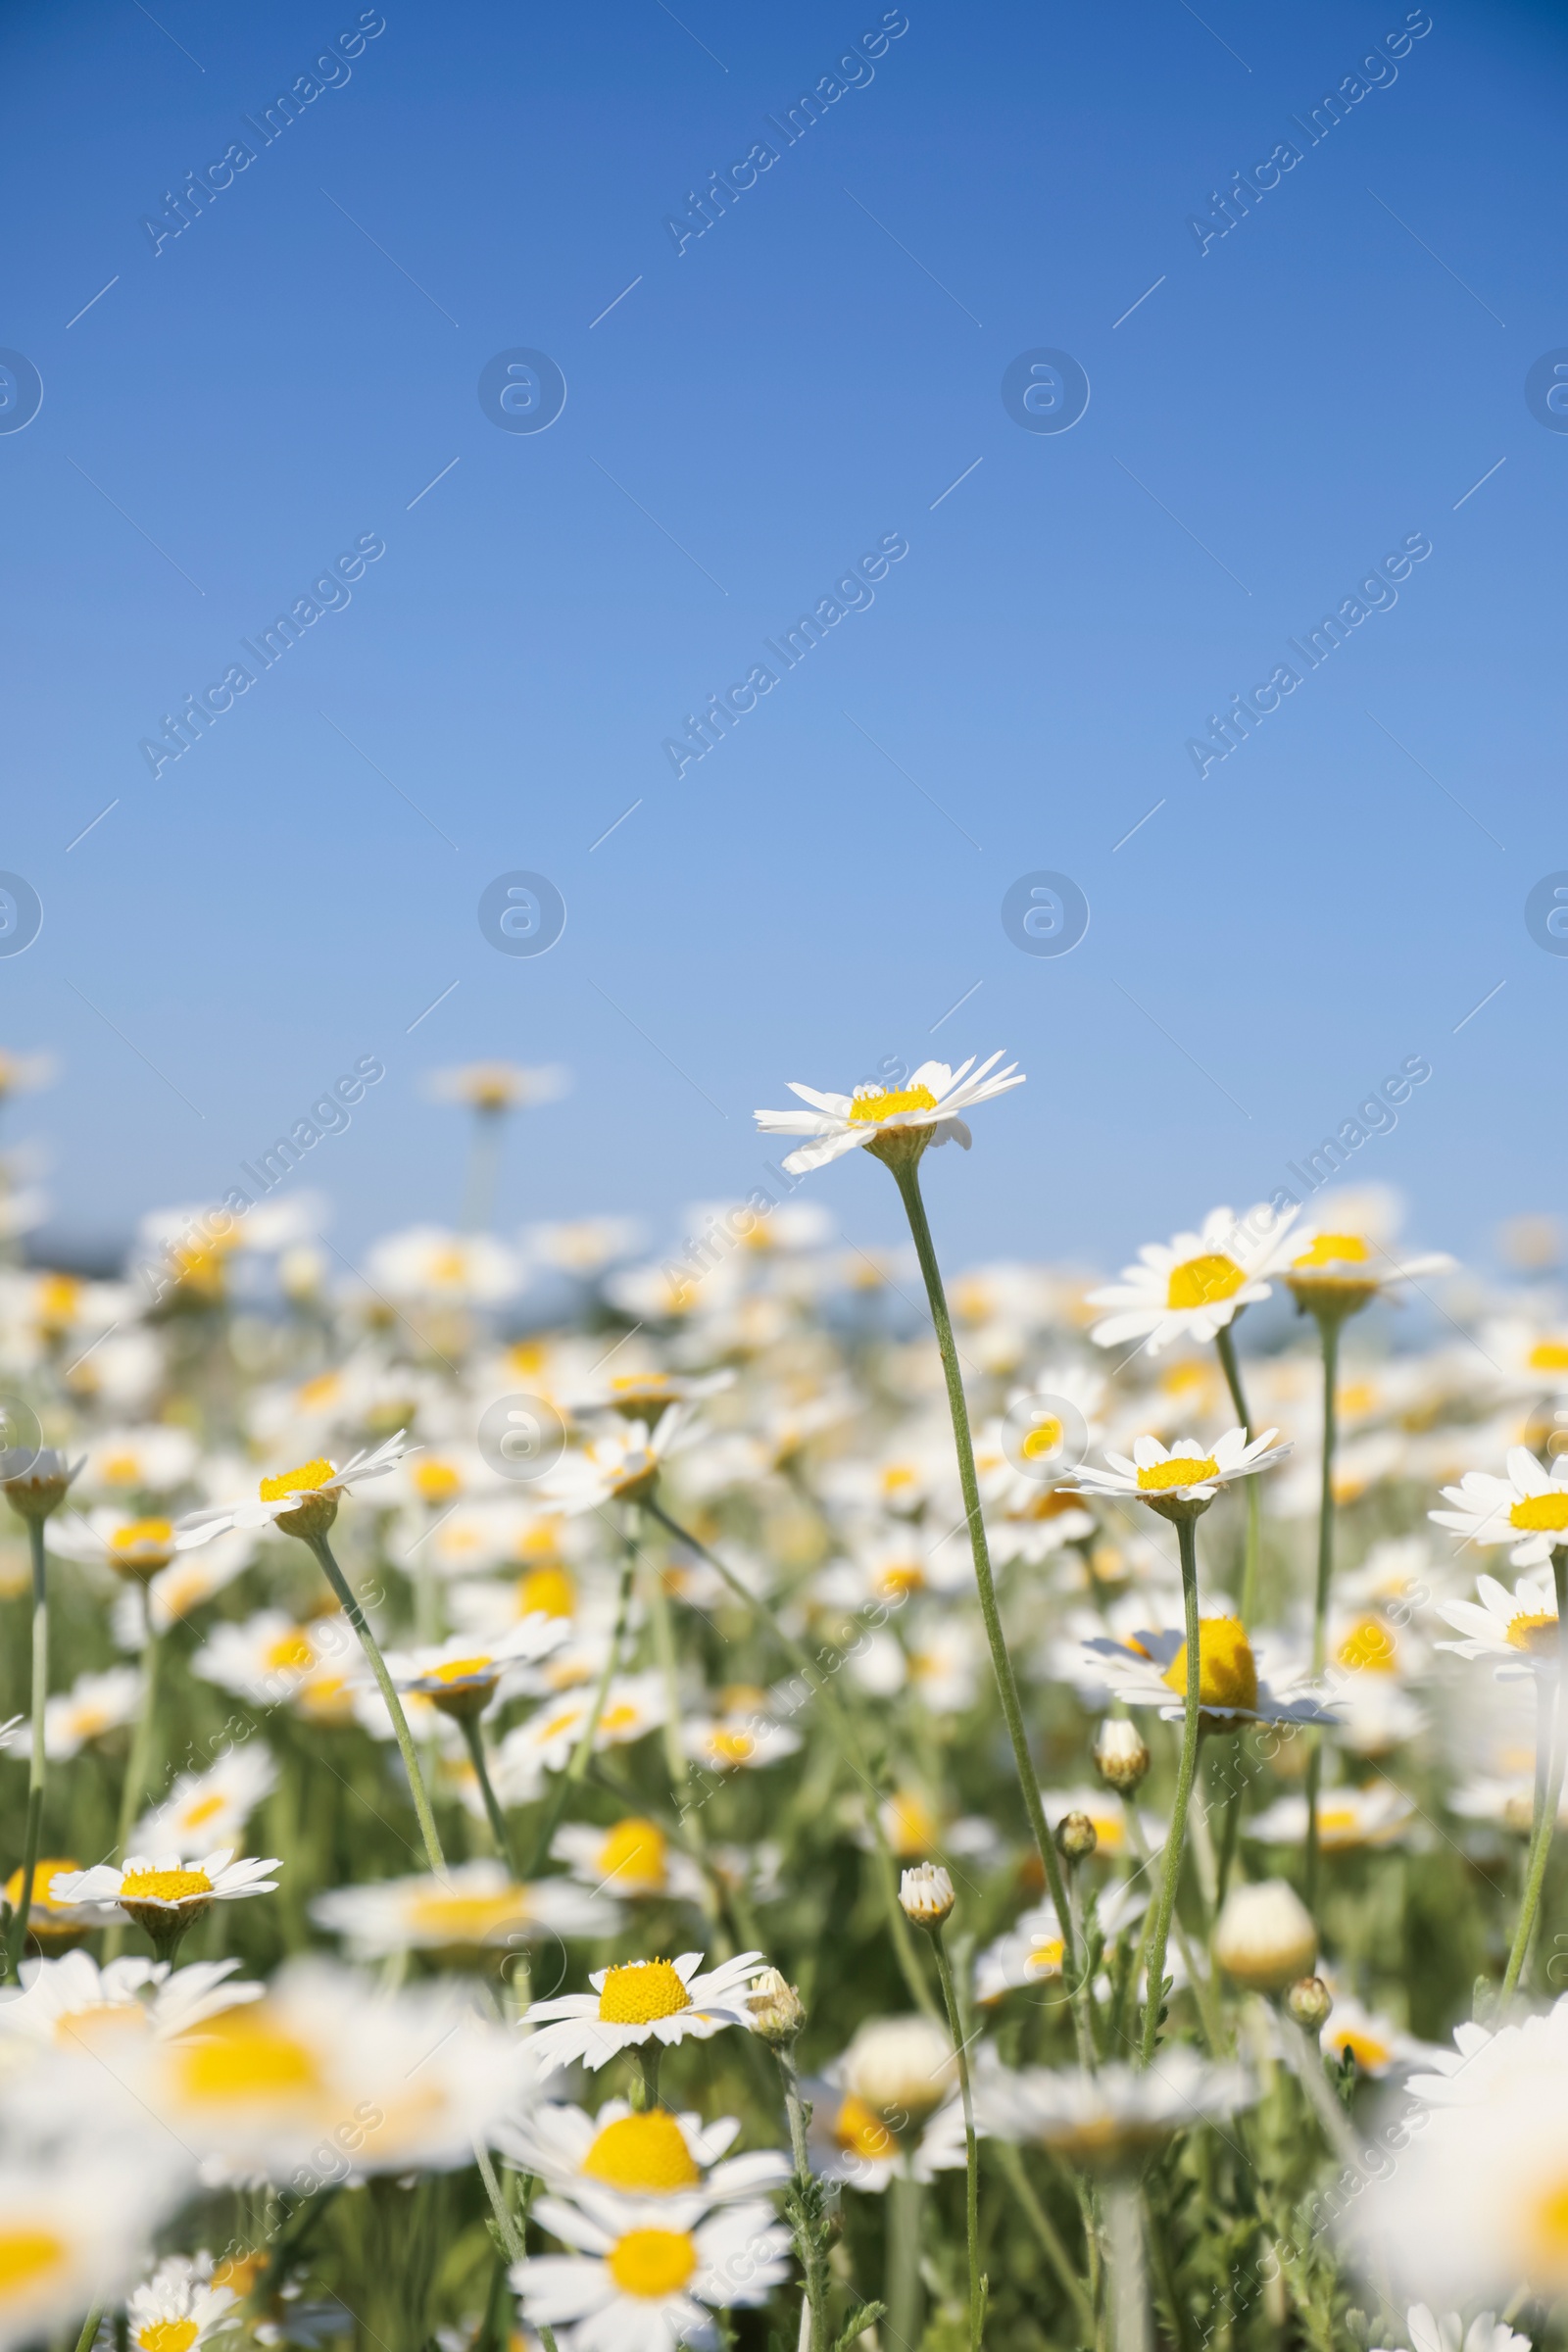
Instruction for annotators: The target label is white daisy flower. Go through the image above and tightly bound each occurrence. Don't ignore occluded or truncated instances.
[1070,1426,1292,1512]
[0,1951,262,2049]
[1248,1783,1415,1850]
[683,1714,803,1773]
[174,1433,409,1545]
[522,1950,766,2076]
[380,1617,571,1720]
[512,2187,791,2351]
[425,1060,568,1113]
[1285,1225,1454,1311]
[500,1673,668,1777]
[975,2050,1251,2169]
[802,2073,969,2191]
[1435,1571,1564,1676]
[1080,1612,1339,1727]
[495,2097,789,2204]
[542,1408,699,1515]
[48,1507,195,1583]
[77,1424,201,1496]
[133,1742,280,1857]
[190,1608,353,1706]
[1086,1203,1303,1356]
[975,1883,1149,2006]
[552,1818,709,1905]
[52,1848,280,1947]
[1316,1995,1444,2081]
[3,1854,122,1945]
[36,1664,143,1760]
[754,1053,1025,1176]
[0,2152,187,2352]
[1433,1448,1568,1571]
[124,2252,236,2352]
[311,1860,616,1957]
[128,1533,256,1637]
[1374,2307,1531,2352]
[364,1225,522,1306]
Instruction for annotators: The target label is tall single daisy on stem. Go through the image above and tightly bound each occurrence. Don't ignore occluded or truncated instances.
[1070,1430,1292,2062]
[754,1057,1097,2055]
[385,1619,569,1875]
[1,1444,81,1984]
[176,1437,446,1871]
[424,1060,567,1231]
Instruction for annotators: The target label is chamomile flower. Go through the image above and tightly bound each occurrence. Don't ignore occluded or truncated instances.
[132,1744,280,1858]
[1248,1783,1416,1851]
[495,2098,789,2204]
[543,1409,698,1515]
[124,2253,236,2352]
[191,1608,353,1706]
[501,1674,668,1776]
[3,1856,120,1946]
[78,1424,200,1497]
[522,1951,767,2075]
[754,1053,1025,1176]
[1432,1449,1568,1571]
[382,1617,571,1719]
[683,1713,803,1773]
[511,2188,790,2352]
[975,1883,1149,2005]
[53,1850,280,1945]
[311,1860,615,1957]
[174,1433,409,1545]
[1317,1994,1443,2080]
[0,2154,186,2352]
[425,1060,568,1113]
[1070,1427,1292,1515]
[1374,2308,1531,2352]
[38,1664,142,1759]
[0,1952,262,2050]
[1080,1613,1338,1728]
[1086,1203,1303,1356]
[1285,1223,1454,1313]
[552,1819,709,1905]
[975,2050,1251,2170]
[1435,1572,1563,1676]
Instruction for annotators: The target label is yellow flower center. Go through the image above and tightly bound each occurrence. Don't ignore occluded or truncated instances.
[1161,1618,1259,1713]
[137,2321,199,2352]
[1529,1342,1568,1373]
[428,1655,496,1686]
[847,1084,939,1125]
[259,1458,333,1502]
[1026,1936,1066,1978]
[7,1859,78,1918]
[597,1959,692,2025]
[607,2228,698,2299]
[1317,1804,1362,1844]
[1530,2180,1568,2274]
[598,1818,668,1890]
[0,2230,67,2294]
[407,1890,524,1942]
[180,1794,227,1831]
[414,1460,462,1502]
[296,1373,341,1408]
[518,1565,574,1618]
[109,1518,175,1563]
[1020,1418,1064,1459]
[1511,1494,1568,1533]
[265,1630,314,1672]
[211,2253,264,2294]
[175,2009,322,2102]
[100,1451,140,1485]
[1508,1611,1561,1655]
[37,1275,81,1325]
[55,2001,143,2044]
[599,1703,641,1736]
[835,2093,896,2161]
[1020,1485,1087,1522]
[1337,1617,1397,1673]
[583,2109,700,2192]
[884,1789,940,1856]
[706,1728,757,1766]
[878,1564,925,1598]
[1293,1233,1371,1269]
[120,1868,213,1905]
[1137,1455,1219,1493]
[1165,1253,1246,1309]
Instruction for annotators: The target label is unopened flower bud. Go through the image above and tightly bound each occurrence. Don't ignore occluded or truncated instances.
[2,1447,78,1525]
[1285,1975,1333,2033]
[899,1863,956,1927]
[843,2015,956,2127]
[1092,1719,1151,1793]
[1054,1811,1098,1863]
[746,1966,806,2047]
[1212,1880,1317,1992]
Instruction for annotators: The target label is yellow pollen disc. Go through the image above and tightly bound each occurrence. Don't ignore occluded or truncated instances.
[599,1703,640,1735]
[1026,1937,1066,1978]
[885,1790,940,1856]
[1511,1494,1568,1533]
[211,2253,264,2294]
[1317,1806,1361,1844]
[110,1518,175,1560]
[1161,1617,1259,1713]
[0,2230,67,2294]
[518,1565,574,1618]
[1529,1342,1568,1373]
[1337,1617,1397,1673]
[1531,2180,1568,2267]
[611,1374,675,1399]
[266,1631,314,1672]
[428,1655,496,1686]
[137,2320,199,2352]
[38,1275,81,1323]
[175,2009,321,2103]
[583,2109,700,2192]
[408,1890,524,1941]
[607,2228,698,2299]
[296,1373,341,1408]
[179,1794,226,1831]
[1022,1485,1086,1522]
[1021,1418,1064,1459]
[1165,1253,1246,1310]
[414,1461,462,1502]
[432,1248,467,1283]
[120,1867,213,1904]
[8,1859,79,1916]
[835,2094,896,2161]
[597,1959,692,2025]
[539,1707,582,1743]
[100,1452,140,1484]
[56,2002,143,2044]
[847,1084,939,1125]
[1137,1455,1219,1493]
[598,1818,668,1889]
[1293,1233,1370,1269]
[706,1729,757,1766]
[878,1564,925,1598]
[1507,1611,1561,1655]
[259,1458,333,1502]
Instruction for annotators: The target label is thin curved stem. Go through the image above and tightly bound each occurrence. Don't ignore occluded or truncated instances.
[460,1714,517,1875]
[995,2140,1097,2340]
[1501,1550,1568,2003]
[1303,1315,1341,1908]
[1140,1516,1203,2065]
[306,1532,445,1873]
[933,1927,986,2352]
[3,1519,49,1983]
[1213,1322,1261,1626]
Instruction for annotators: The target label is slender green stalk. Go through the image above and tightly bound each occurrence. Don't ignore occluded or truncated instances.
[885,2168,926,2352]
[1501,1549,1568,2002]
[522,1554,635,1879]
[72,2298,107,2352]
[775,2039,831,2352]
[1212,1736,1245,1910]
[996,2141,1097,2339]
[462,1103,506,1232]
[473,2137,525,2260]
[932,1928,986,2352]
[1140,1516,1204,2065]
[460,1715,517,1874]
[3,1519,48,1982]
[1302,1314,1342,1908]
[886,1151,1094,2066]
[1213,1322,1261,1627]
[1121,1792,1222,2056]
[635,2042,662,2109]
[305,1531,445,1873]
[1105,2177,1150,2352]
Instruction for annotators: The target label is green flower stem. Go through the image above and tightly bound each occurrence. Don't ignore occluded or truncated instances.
[102,1597,164,1964]
[459,1714,518,1876]
[995,2141,1097,2341]
[886,1151,1095,2067]
[305,1531,445,1874]
[473,2137,525,2261]
[643,1495,943,2028]
[1120,1794,1222,2056]
[1501,1549,1568,2003]
[521,1554,635,1880]
[932,1925,986,2352]
[1105,2175,1151,2352]
[635,2041,663,2109]
[885,2167,926,2352]
[1302,1312,1342,1910]
[72,2298,107,2352]
[775,2038,831,2352]
[1213,1323,1261,1628]
[1212,1735,1245,1911]
[1140,1515,1204,2066]
[3,1518,48,1983]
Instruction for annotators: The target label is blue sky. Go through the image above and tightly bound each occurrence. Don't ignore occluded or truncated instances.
[1,0,1563,1278]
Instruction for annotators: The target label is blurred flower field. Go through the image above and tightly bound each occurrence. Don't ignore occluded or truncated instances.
[3,1049,1568,2352]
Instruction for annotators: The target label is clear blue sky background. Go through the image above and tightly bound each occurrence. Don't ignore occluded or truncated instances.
[2,0,1563,1276]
